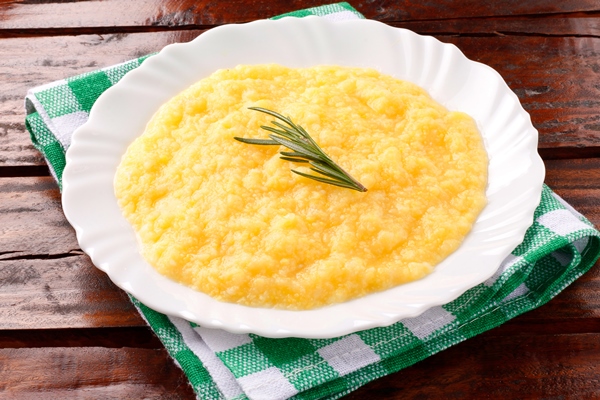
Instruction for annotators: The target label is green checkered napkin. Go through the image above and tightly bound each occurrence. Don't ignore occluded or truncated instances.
[25,3,600,399]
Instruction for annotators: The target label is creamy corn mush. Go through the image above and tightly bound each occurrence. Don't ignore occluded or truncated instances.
[114,64,488,310]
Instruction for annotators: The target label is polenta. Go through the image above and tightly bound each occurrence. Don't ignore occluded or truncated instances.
[114,64,488,310]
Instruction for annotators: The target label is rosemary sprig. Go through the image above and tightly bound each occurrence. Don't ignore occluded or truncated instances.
[234,107,367,192]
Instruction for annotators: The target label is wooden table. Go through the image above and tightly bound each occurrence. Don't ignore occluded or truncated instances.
[2,1,600,398]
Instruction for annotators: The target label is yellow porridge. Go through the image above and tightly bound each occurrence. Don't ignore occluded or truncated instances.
[114,64,488,310]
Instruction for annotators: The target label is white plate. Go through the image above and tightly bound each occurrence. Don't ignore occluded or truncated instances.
[62,16,545,338]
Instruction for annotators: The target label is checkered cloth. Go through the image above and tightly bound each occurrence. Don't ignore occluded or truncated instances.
[25,3,600,399]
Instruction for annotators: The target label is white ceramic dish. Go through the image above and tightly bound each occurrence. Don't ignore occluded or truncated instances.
[62,16,545,338]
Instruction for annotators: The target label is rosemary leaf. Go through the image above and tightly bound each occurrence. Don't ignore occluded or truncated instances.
[233,137,279,145]
[292,169,360,190]
[271,121,304,139]
[279,151,322,163]
[308,162,354,184]
[280,157,310,163]
[268,135,322,159]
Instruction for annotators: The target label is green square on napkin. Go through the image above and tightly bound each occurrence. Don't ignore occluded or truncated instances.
[25,3,600,399]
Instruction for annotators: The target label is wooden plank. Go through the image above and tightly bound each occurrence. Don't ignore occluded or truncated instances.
[384,1,600,21]
[0,177,144,329]
[0,327,160,349]
[0,176,76,256]
[545,158,600,223]
[1,333,598,399]
[1,157,599,330]
[0,252,596,332]
[399,15,600,36]
[435,35,600,157]
[347,333,600,399]
[0,29,201,168]
[3,26,600,168]
[0,347,196,399]
[0,30,202,168]
[0,0,599,32]
[0,256,144,329]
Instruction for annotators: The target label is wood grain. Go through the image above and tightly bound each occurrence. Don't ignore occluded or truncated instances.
[0,176,145,329]
[346,333,600,399]
[1,160,599,331]
[1,176,77,256]
[3,23,600,168]
[1,0,599,33]
[2,1,600,398]
[0,30,202,168]
[0,347,196,399]
[437,35,600,157]
[0,327,160,349]
[400,15,600,36]
[1,334,599,399]
[0,256,144,329]
[545,158,600,222]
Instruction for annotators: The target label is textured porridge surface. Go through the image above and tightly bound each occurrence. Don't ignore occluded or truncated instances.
[114,64,488,310]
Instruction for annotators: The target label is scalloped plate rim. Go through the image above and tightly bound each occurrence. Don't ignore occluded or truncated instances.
[62,16,545,338]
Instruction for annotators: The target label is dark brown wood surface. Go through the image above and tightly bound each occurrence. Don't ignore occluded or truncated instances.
[1,1,600,398]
